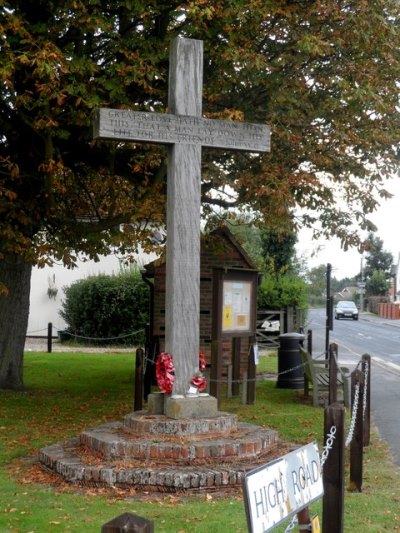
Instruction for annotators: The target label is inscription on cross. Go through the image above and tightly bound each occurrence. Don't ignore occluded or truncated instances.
[94,37,270,397]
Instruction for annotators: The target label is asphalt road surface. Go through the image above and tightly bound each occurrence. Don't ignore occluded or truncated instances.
[307,308,400,466]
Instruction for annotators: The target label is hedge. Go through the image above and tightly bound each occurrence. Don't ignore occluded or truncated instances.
[60,269,149,345]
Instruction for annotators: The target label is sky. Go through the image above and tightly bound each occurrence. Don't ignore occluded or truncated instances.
[296,176,400,280]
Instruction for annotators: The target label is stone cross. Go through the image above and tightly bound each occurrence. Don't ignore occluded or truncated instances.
[94,37,270,396]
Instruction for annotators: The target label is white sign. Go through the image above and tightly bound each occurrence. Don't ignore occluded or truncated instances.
[243,442,323,533]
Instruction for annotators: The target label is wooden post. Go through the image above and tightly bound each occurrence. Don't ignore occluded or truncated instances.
[210,339,222,402]
[307,329,313,356]
[47,322,52,353]
[322,402,345,533]
[143,325,151,401]
[329,343,338,405]
[144,334,159,402]
[242,370,248,405]
[134,348,144,412]
[303,329,312,399]
[286,306,294,331]
[246,340,256,405]
[361,354,371,446]
[232,336,241,396]
[297,507,311,532]
[102,512,154,532]
[227,364,233,398]
[350,368,364,492]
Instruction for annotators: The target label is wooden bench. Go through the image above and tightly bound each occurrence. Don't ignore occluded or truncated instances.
[300,347,350,407]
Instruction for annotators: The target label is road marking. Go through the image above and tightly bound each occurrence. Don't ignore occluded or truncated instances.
[357,333,372,340]
[373,357,400,375]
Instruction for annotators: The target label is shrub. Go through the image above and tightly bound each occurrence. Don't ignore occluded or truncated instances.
[60,269,149,345]
[257,272,308,310]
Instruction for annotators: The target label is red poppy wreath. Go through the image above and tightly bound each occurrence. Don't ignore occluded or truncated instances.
[190,352,207,392]
[156,352,175,395]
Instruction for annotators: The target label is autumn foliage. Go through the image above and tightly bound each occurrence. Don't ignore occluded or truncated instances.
[1,1,400,388]
[1,1,400,265]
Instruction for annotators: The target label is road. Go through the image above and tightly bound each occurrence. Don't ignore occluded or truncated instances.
[307,308,400,466]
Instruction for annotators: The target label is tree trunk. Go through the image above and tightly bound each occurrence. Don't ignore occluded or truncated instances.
[0,255,32,390]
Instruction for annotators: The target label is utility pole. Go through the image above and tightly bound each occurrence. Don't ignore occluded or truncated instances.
[359,257,365,313]
[325,263,332,360]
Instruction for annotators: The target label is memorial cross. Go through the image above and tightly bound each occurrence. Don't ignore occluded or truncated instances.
[94,37,270,396]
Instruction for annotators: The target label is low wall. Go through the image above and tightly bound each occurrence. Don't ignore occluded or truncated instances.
[378,302,400,319]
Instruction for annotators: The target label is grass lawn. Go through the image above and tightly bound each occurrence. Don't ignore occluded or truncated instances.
[0,351,399,532]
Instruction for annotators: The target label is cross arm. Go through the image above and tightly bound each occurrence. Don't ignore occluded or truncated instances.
[93,108,270,153]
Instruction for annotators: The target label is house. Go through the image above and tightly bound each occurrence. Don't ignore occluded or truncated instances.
[334,286,359,301]
[27,251,155,337]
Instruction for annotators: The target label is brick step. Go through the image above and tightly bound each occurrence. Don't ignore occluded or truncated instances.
[78,421,278,462]
[39,411,280,491]
[39,438,280,491]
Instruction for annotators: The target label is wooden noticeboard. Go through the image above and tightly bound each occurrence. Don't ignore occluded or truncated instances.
[210,269,258,400]
[222,279,252,332]
[213,269,258,338]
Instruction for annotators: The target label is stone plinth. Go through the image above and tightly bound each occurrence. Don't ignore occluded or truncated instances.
[147,393,164,415]
[124,411,237,435]
[164,395,218,419]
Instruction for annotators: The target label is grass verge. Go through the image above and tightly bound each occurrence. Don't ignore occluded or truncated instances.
[0,351,399,532]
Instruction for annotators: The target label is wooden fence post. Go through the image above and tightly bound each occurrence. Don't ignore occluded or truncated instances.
[328,343,338,405]
[210,339,222,403]
[134,348,144,412]
[350,369,364,492]
[242,371,248,405]
[302,329,313,399]
[322,402,345,533]
[297,507,311,532]
[143,325,152,401]
[102,512,154,532]
[307,329,313,356]
[361,354,371,447]
[246,340,256,405]
[232,337,241,396]
[227,364,233,398]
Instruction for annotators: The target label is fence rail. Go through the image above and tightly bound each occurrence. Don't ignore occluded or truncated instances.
[256,307,305,349]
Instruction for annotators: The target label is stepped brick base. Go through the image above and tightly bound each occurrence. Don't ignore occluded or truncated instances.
[39,409,279,492]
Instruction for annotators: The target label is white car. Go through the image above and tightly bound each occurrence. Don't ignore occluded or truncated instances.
[334,300,359,320]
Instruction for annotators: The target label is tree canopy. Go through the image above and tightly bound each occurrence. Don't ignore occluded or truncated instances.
[366,269,390,297]
[1,0,400,272]
[363,233,394,281]
[1,1,400,388]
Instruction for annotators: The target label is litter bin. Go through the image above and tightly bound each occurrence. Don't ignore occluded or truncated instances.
[277,332,304,389]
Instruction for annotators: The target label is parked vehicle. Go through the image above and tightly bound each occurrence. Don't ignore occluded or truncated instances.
[334,300,359,320]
